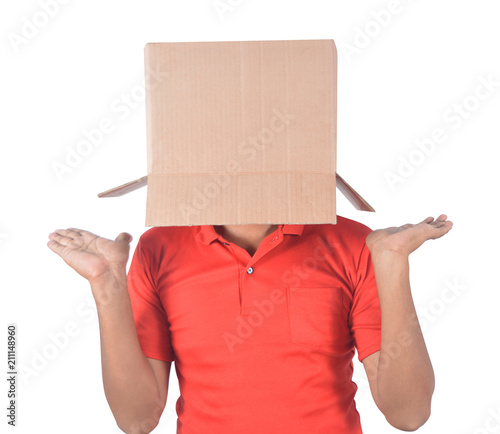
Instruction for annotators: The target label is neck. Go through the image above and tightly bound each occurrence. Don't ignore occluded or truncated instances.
[214,224,279,247]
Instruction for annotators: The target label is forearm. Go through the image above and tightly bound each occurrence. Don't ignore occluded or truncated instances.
[371,251,434,429]
[92,275,165,433]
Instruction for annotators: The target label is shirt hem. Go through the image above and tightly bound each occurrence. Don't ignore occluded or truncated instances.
[357,344,381,362]
[141,348,175,362]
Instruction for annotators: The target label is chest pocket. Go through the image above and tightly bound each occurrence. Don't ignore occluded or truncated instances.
[287,286,353,356]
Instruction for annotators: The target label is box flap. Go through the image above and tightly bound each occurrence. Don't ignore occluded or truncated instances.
[97,173,374,212]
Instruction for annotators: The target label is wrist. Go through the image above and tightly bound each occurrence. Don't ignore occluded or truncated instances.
[89,271,129,307]
[89,267,127,288]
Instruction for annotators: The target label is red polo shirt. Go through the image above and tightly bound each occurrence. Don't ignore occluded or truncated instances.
[127,216,381,433]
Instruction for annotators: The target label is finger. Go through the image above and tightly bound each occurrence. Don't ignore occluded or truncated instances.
[48,233,73,246]
[49,232,84,249]
[47,235,79,253]
[47,239,66,255]
[430,221,453,237]
[67,228,96,237]
[438,220,453,229]
[435,214,448,222]
[66,228,83,235]
[115,232,133,243]
[420,216,434,224]
[432,219,453,229]
[53,229,79,239]
[432,223,447,230]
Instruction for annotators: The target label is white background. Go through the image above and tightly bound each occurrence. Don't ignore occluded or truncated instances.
[1,1,499,433]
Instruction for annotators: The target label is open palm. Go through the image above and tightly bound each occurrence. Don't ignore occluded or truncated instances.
[47,228,133,284]
[366,214,453,256]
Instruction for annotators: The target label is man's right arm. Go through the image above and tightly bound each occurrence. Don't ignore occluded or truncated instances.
[47,228,170,434]
[93,275,170,434]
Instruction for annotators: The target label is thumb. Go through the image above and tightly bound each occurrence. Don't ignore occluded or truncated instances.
[115,232,133,243]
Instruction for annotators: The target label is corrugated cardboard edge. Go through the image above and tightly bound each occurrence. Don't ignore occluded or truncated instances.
[335,173,375,212]
[97,173,375,212]
[97,176,147,198]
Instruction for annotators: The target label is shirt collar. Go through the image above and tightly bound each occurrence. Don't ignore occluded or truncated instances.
[195,224,304,245]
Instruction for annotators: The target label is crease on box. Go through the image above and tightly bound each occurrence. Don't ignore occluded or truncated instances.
[97,173,375,212]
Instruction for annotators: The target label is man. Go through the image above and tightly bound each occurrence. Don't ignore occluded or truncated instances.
[47,214,453,433]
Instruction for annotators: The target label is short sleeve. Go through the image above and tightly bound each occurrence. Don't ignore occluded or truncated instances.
[348,239,381,363]
[127,237,175,362]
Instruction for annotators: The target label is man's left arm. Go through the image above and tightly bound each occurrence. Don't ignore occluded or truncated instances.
[361,214,453,431]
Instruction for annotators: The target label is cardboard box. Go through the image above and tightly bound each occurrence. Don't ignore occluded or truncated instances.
[98,39,374,226]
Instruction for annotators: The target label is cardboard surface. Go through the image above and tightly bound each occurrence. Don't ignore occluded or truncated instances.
[98,174,374,212]
[98,39,374,226]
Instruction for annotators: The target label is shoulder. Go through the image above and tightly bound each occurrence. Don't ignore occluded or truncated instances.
[335,215,373,239]
[302,216,373,266]
[136,225,195,250]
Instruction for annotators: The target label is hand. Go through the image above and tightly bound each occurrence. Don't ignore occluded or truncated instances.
[47,228,133,285]
[365,214,453,256]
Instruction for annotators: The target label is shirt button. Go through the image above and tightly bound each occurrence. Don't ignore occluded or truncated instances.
[247,267,254,274]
